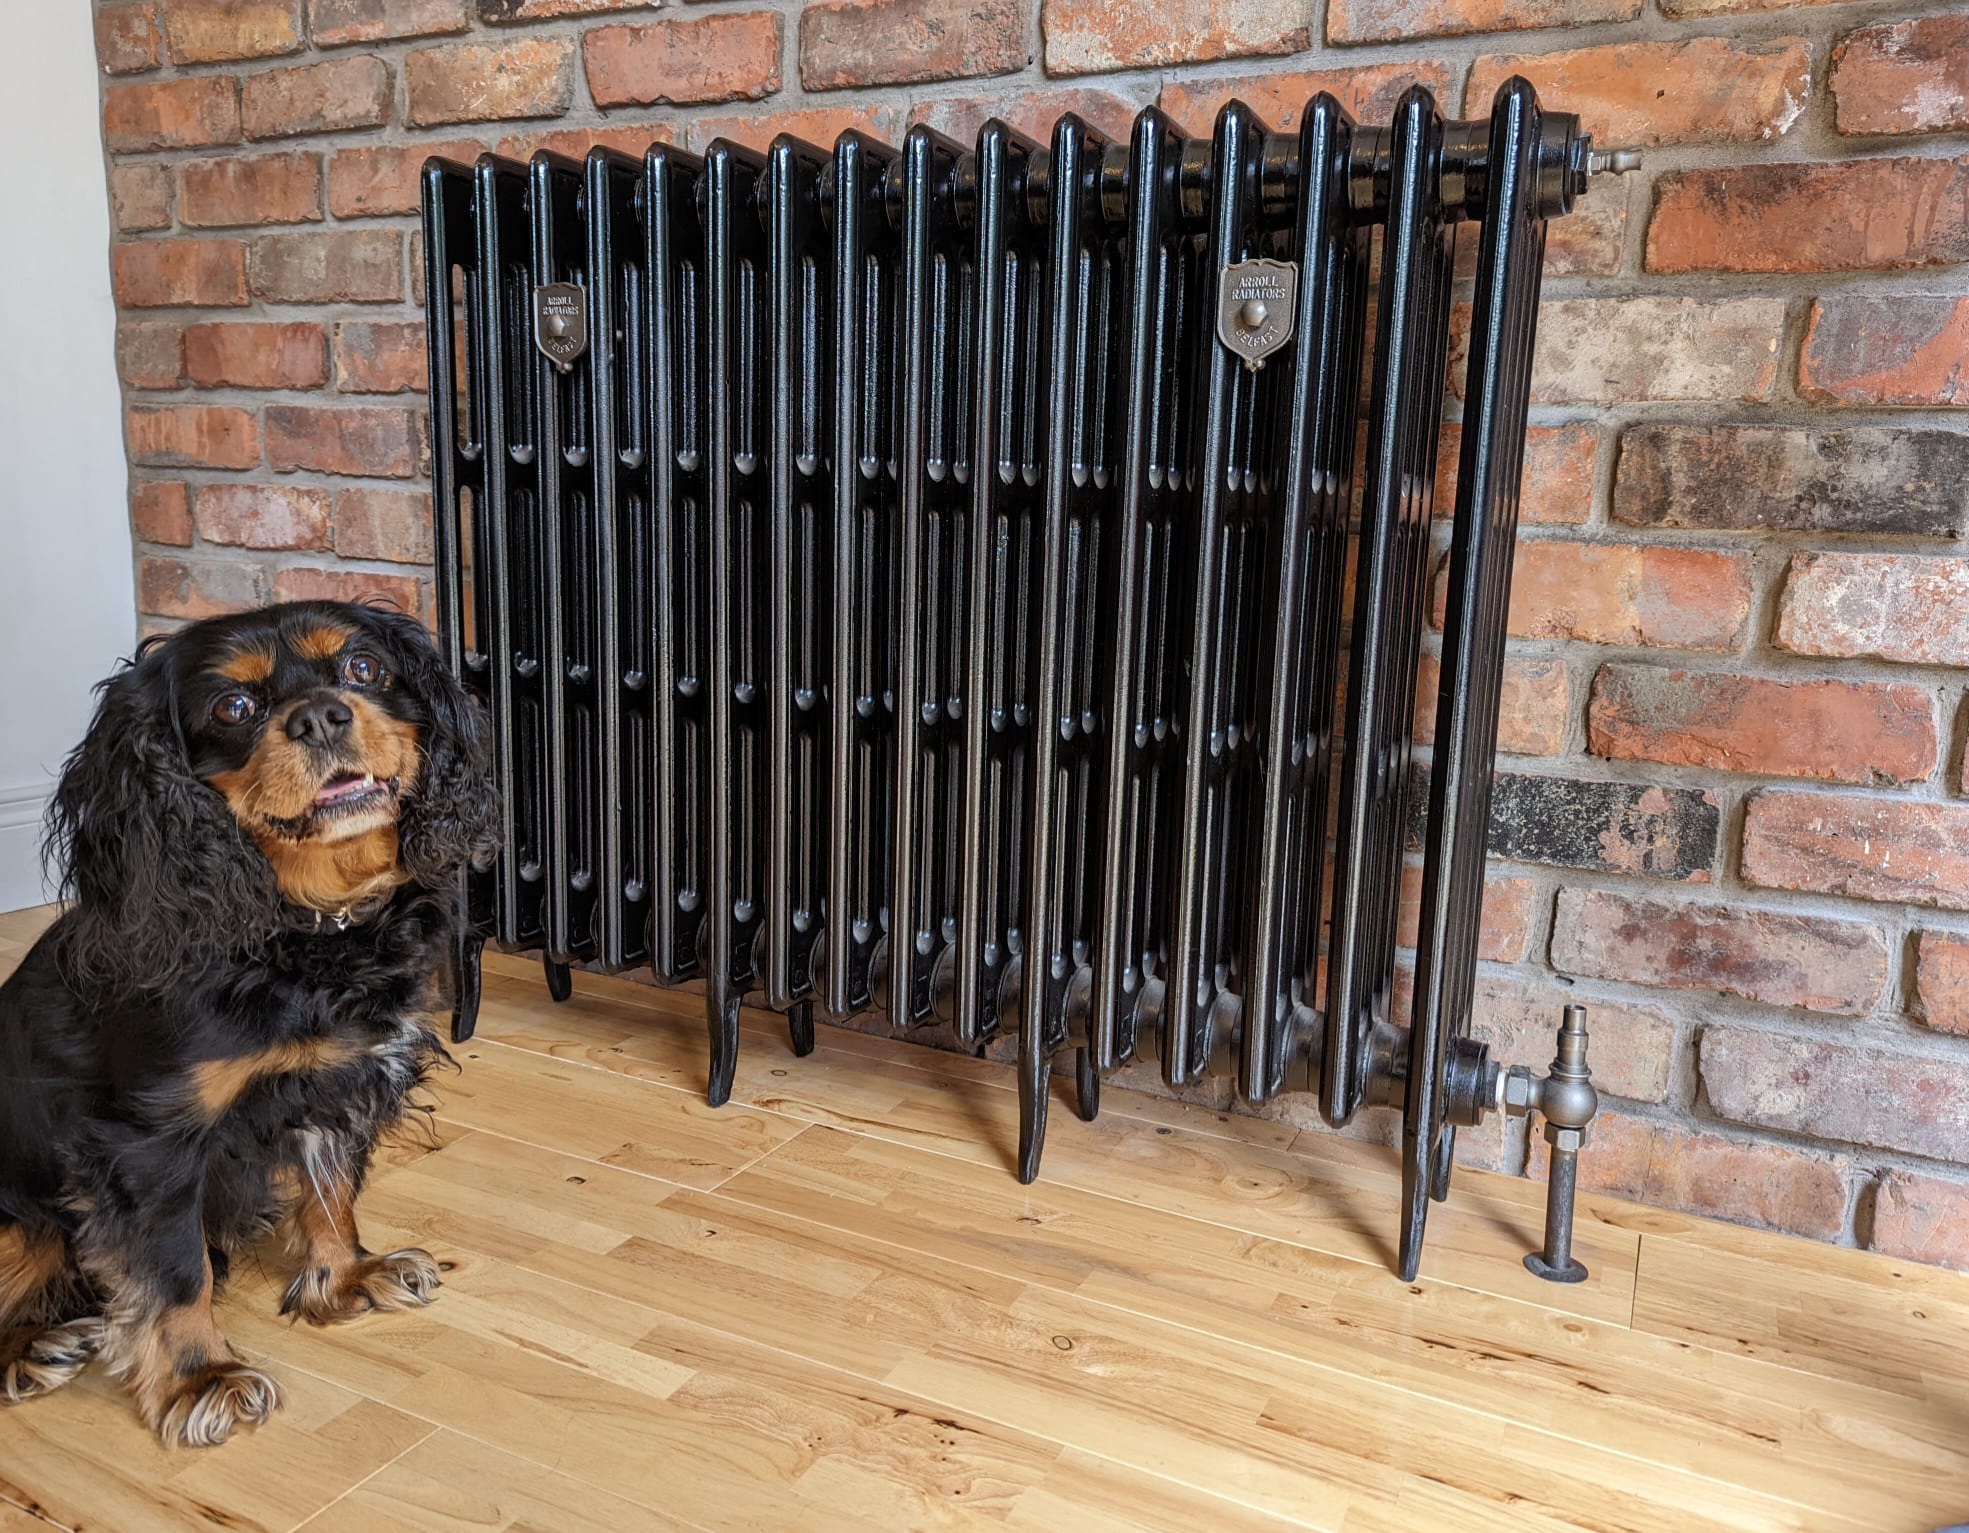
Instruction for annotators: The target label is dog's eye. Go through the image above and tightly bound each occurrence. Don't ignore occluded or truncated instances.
[213,693,259,727]
[342,652,385,687]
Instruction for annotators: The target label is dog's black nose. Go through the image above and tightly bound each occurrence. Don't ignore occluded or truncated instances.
[286,696,354,748]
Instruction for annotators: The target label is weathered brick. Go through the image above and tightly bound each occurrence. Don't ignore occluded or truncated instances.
[1648,158,1969,275]
[117,321,185,390]
[333,322,427,394]
[193,484,331,551]
[110,165,175,233]
[1162,63,1449,137]
[1831,15,1969,138]
[1776,552,1969,668]
[327,138,486,218]
[1703,1028,1969,1160]
[242,56,393,141]
[1467,38,1807,148]
[585,15,781,108]
[1744,792,1969,913]
[310,0,472,45]
[184,321,328,390]
[249,230,404,304]
[132,482,193,547]
[97,4,163,74]
[1396,869,1535,962]
[1659,0,1839,14]
[1517,298,1785,404]
[1046,0,1305,75]
[333,488,434,564]
[1799,296,1969,408]
[801,0,1024,91]
[1915,932,1969,1037]
[139,556,266,620]
[407,38,576,125]
[179,152,323,228]
[1553,889,1888,1016]
[496,124,673,159]
[1328,0,1636,43]
[1483,773,1718,882]
[266,405,416,477]
[1529,1112,1851,1241]
[103,78,240,152]
[127,404,263,471]
[114,240,249,308]
[1438,422,1595,526]
[159,0,302,63]
[691,107,890,155]
[1490,540,1752,651]
[1474,979,1674,1103]
[273,564,426,621]
[1414,652,1569,756]
[1872,1171,1969,1271]
[1614,425,1966,538]
[480,0,656,16]
[1590,664,1937,788]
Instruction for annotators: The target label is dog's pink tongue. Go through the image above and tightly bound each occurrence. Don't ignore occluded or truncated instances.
[314,774,370,805]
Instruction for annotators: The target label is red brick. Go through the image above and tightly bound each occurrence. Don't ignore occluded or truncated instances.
[334,322,427,394]
[688,108,887,155]
[1589,664,1936,787]
[1476,980,1674,1103]
[97,4,163,74]
[266,405,417,477]
[179,152,323,229]
[132,482,193,547]
[1702,1028,1969,1161]
[1437,421,1595,526]
[1832,15,1969,138]
[1539,177,1627,279]
[333,489,434,564]
[1799,296,1969,408]
[193,484,331,551]
[1487,541,1751,652]
[127,404,263,471]
[1161,62,1449,138]
[110,165,175,234]
[1659,0,1839,13]
[1513,297,1785,405]
[138,556,266,620]
[1046,0,1305,74]
[1468,38,1807,148]
[1529,1112,1850,1241]
[117,321,185,390]
[242,56,393,141]
[1414,652,1568,756]
[801,0,1023,91]
[159,0,302,63]
[481,0,656,16]
[1744,792,1969,913]
[1396,869,1535,962]
[327,138,486,218]
[184,321,327,390]
[309,0,472,45]
[273,565,427,621]
[1648,158,1969,275]
[585,15,781,107]
[1552,888,1888,1016]
[1327,0,1637,44]
[249,230,403,303]
[497,124,673,160]
[114,240,249,308]
[407,38,576,126]
[911,91,1134,147]
[1915,932,1969,1037]
[1873,1172,1969,1271]
[1776,552,1969,668]
[103,77,240,152]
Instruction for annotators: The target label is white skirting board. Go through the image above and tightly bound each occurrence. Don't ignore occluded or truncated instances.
[0,778,54,914]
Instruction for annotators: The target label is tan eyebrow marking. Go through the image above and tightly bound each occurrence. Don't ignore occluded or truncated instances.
[215,647,275,684]
[293,623,356,662]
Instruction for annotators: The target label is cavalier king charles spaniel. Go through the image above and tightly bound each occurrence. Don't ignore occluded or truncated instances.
[0,600,494,1447]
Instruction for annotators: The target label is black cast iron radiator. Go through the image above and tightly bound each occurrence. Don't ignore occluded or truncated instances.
[421,80,1638,1284]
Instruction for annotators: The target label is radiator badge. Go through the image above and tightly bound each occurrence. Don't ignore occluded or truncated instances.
[532,283,588,373]
[1216,259,1297,372]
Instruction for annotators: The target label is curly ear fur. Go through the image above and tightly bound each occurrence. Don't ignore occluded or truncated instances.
[44,642,282,996]
[373,612,498,885]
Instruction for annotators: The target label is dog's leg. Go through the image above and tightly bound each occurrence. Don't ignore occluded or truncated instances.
[0,1224,101,1404]
[278,1131,440,1326]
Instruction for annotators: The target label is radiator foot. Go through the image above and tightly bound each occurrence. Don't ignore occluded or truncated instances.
[706,990,740,1108]
[543,957,573,1004]
[1017,1051,1050,1185]
[1500,1004,1598,1285]
[450,934,483,1045]
[788,1002,816,1058]
[1074,1046,1100,1122]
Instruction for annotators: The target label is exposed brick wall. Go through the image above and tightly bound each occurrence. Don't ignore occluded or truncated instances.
[91,0,1969,1264]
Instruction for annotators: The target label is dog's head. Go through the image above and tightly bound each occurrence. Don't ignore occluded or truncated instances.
[47,600,495,990]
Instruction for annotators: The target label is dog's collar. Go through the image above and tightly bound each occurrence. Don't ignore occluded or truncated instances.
[285,889,397,934]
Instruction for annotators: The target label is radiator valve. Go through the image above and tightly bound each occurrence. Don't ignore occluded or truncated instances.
[1496,1004,1598,1284]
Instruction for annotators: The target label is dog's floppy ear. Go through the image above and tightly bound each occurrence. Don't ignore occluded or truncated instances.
[373,612,498,886]
[44,639,281,994]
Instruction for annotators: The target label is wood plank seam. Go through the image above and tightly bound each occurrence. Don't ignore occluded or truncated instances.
[286,1424,439,1533]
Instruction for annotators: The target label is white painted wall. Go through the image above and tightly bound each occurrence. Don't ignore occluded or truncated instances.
[0,4,137,912]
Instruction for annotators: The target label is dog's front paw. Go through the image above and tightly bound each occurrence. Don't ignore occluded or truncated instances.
[1,1317,105,1404]
[152,1360,281,1448]
[280,1247,443,1325]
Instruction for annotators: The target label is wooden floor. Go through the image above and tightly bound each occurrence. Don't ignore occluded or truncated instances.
[2,905,1967,1532]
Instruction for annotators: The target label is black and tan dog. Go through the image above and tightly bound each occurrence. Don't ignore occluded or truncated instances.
[0,600,494,1446]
